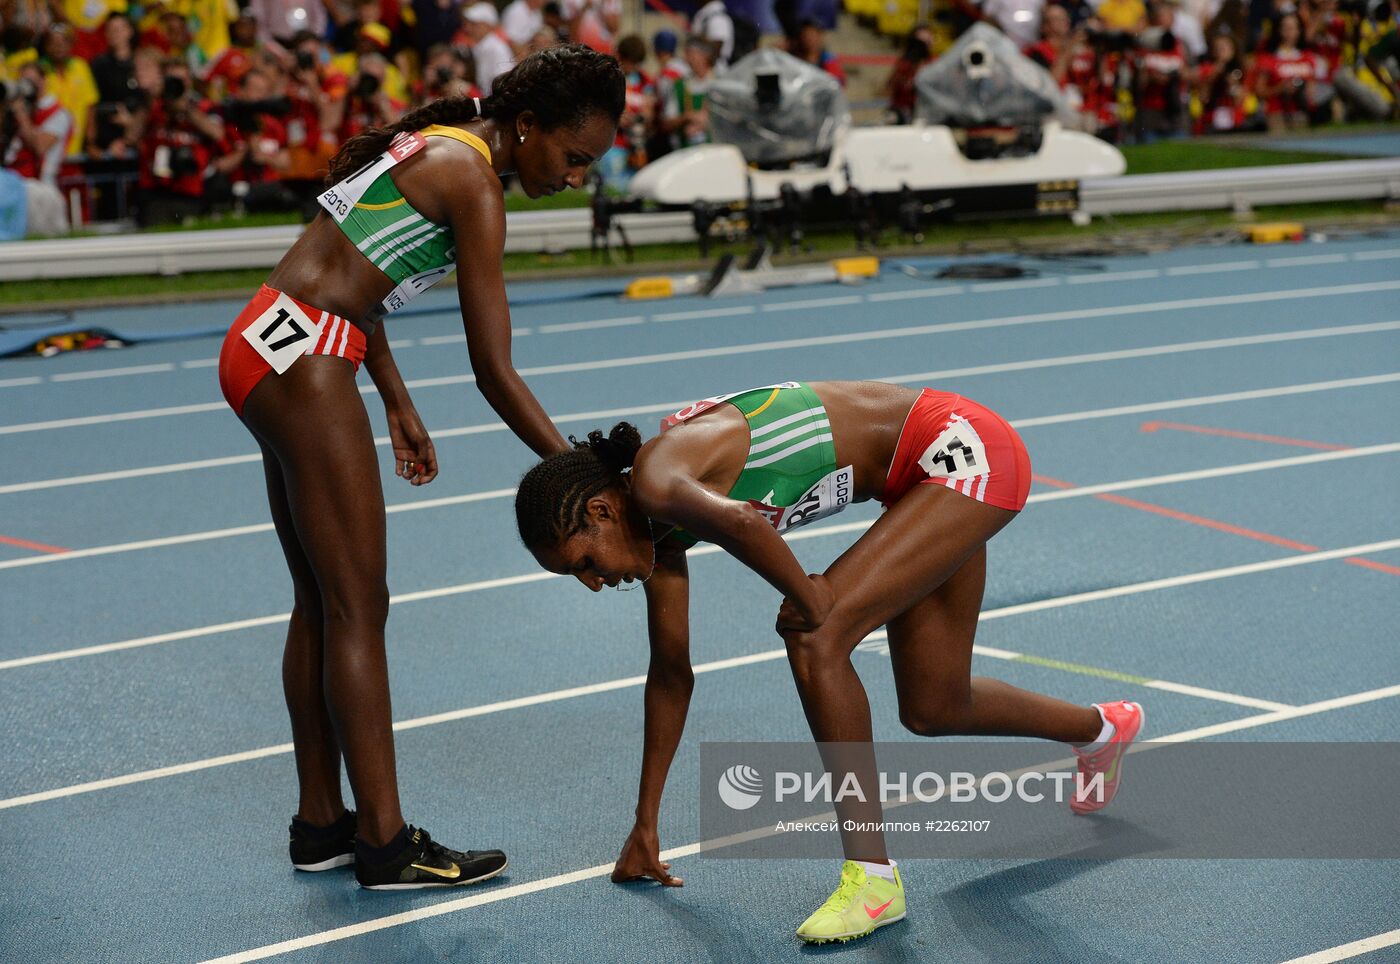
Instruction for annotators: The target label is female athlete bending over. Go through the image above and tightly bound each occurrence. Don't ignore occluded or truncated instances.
[515,381,1143,943]
[217,46,623,890]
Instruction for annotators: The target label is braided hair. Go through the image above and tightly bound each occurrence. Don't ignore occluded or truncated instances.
[516,422,643,551]
[326,43,625,184]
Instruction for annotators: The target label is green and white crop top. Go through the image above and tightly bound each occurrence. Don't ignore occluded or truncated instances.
[318,121,492,315]
[659,382,854,547]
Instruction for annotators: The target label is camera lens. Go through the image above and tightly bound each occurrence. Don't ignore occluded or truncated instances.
[163,75,187,100]
[355,73,381,98]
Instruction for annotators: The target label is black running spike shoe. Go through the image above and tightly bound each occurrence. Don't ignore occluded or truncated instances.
[289,809,357,872]
[355,826,508,890]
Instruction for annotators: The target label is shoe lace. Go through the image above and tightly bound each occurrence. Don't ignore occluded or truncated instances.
[819,868,863,913]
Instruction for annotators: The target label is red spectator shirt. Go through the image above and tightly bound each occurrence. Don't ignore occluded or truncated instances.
[203,45,254,97]
[1025,40,1100,113]
[227,113,290,183]
[1133,40,1186,112]
[1194,57,1247,132]
[4,96,72,183]
[139,98,223,196]
[1255,48,1326,114]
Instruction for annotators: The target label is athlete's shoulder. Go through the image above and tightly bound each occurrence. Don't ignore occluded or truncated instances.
[399,127,503,223]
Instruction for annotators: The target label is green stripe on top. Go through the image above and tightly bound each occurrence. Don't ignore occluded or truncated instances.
[664,383,841,548]
[326,141,455,287]
[728,382,837,504]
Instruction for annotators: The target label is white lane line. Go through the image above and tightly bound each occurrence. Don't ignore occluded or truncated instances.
[1167,260,1261,276]
[11,278,1394,428]
[1029,443,1400,502]
[0,612,295,673]
[0,400,226,434]
[0,453,265,496]
[1067,269,1162,285]
[984,539,1400,622]
[2,559,1339,807]
[1267,254,1349,268]
[1157,682,1400,744]
[969,277,1062,292]
[1143,679,1293,711]
[760,295,864,312]
[1011,372,1400,428]
[396,307,1400,394]
[0,488,518,572]
[4,435,1395,662]
[9,368,1396,497]
[1280,928,1400,964]
[865,286,964,302]
[538,315,646,334]
[6,247,1396,388]
[653,305,756,321]
[49,363,177,381]
[200,860,622,964]
[366,285,1400,391]
[876,322,1400,389]
[3,427,1397,585]
[198,680,1400,964]
[416,330,530,345]
[0,400,694,494]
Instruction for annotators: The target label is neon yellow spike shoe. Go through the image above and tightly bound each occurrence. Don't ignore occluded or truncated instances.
[795,860,906,944]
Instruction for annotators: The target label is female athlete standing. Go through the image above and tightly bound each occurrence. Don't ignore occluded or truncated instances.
[217,45,623,890]
[514,380,1143,942]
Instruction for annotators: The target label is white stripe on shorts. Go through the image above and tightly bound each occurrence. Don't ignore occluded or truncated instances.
[337,317,349,357]
[305,311,326,355]
[322,318,340,356]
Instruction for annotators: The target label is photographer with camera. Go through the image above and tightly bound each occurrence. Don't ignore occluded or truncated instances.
[332,21,409,104]
[1132,0,1189,139]
[1025,5,1104,128]
[337,50,404,141]
[2,60,71,186]
[133,57,234,224]
[276,31,347,214]
[1254,10,1327,129]
[417,43,478,103]
[1192,29,1255,130]
[222,66,301,212]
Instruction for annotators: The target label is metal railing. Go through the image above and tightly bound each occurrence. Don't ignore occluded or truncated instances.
[0,159,1395,283]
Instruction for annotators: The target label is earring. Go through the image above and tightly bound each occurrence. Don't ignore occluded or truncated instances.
[518,133,525,143]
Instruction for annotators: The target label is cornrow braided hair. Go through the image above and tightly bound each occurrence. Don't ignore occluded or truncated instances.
[516,422,643,551]
[326,43,625,184]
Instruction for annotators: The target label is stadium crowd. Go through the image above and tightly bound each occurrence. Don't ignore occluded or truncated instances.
[0,0,1396,227]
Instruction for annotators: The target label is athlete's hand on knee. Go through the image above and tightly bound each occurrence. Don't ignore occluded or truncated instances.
[776,573,835,634]
[611,823,683,887]
[387,407,438,485]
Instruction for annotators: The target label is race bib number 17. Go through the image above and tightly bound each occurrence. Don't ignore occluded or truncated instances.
[242,293,324,375]
[917,416,988,482]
